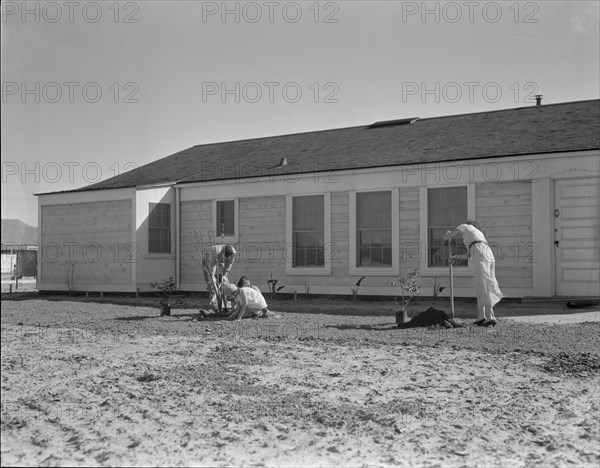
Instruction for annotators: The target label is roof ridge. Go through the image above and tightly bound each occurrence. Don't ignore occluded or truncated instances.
[416,98,600,123]
[188,98,599,147]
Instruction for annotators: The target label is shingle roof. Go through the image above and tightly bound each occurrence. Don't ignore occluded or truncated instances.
[44,99,600,195]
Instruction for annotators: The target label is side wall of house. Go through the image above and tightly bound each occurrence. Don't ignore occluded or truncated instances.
[37,188,136,291]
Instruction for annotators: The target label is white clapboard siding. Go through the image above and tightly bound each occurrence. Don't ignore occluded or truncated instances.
[40,200,133,286]
[398,186,421,275]
[179,200,212,283]
[234,195,287,285]
[476,181,533,294]
[331,191,350,277]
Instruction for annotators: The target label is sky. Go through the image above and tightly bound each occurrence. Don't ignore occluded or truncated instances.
[2,0,599,227]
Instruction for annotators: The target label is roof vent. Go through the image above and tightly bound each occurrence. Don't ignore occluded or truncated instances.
[271,157,288,169]
[368,117,419,129]
[535,95,543,106]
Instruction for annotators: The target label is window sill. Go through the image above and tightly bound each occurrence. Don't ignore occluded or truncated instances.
[218,235,239,244]
[286,266,332,276]
[144,254,175,260]
[349,266,399,277]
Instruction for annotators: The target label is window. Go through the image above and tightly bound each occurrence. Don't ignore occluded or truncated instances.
[357,191,392,267]
[216,200,235,237]
[292,195,325,267]
[148,203,171,254]
[212,199,238,242]
[349,189,399,276]
[427,186,468,267]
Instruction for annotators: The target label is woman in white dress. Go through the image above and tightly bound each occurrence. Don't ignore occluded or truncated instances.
[444,219,503,327]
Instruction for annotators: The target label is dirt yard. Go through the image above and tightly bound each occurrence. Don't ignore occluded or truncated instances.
[1,294,599,467]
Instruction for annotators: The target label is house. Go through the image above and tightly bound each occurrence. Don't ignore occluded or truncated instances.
[1,219,38,277]
[36,99,600,298]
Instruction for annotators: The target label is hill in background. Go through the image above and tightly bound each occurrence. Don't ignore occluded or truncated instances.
[2,219,38,244]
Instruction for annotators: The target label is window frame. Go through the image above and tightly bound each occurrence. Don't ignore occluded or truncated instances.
[148,202,172,254]
[286,193,331,276]
[349,188,400,276]
[212,198,239,243]
[419,184,475,277]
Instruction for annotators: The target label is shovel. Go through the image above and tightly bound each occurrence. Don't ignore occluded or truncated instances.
[448,239,455,320]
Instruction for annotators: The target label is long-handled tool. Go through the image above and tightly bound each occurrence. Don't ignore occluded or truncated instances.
[448,238,455,320]
[202,261,221,313]
[216,262,224,314]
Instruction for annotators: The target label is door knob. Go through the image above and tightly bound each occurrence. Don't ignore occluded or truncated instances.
[554,240,559,246]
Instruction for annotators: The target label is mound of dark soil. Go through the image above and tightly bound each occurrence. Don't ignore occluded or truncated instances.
[398,307,461,329]
[543,352,600,376]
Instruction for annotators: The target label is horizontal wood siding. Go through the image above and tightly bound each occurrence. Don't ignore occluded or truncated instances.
[476,181,533,294]
[399,186,420,276]
[179,200,212,286]
[235,195,287,285]
[331,191,349,277]
[176,182,532,297]
[40,200,133,286]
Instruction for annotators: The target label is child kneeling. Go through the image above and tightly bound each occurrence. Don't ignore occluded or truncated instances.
[223,277,272,322]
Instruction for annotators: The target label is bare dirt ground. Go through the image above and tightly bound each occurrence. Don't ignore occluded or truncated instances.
[1,294,599,467]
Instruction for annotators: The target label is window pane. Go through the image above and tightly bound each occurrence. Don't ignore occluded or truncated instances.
[315,200,324,230]
[359,230,370,248]
[294,247,305,267]
[371,230,382,248]
[357,192,392,267]
[307,232,317,248]
[369,209,381,229]
[382,230,392,247]
[370,248,381,266]
[316,232,324,247]
[223,217,234,236]
[296,232,305,247]
[149,203,171,253]
[358,247,370,267]
[217,201,235,236]
[293,197,304,230]
[305,247,316,266]
[358,208,370,229]
[149,203,157,227]
[317,248,325,266]
[292,195,324,267]
[382,247,392,265]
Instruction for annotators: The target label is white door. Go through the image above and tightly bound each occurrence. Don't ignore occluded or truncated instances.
[554,177,600,297]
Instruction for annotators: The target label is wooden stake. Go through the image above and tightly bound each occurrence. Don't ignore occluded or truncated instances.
[448,239,455,320]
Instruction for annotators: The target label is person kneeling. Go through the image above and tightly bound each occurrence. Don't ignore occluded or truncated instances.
[223,278,271,322]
